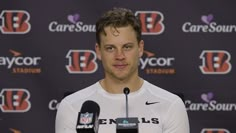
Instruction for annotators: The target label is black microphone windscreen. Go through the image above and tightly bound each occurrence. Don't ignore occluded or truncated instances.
[123,87,130,95]
[77,100,100,133]
[80,100,100,116]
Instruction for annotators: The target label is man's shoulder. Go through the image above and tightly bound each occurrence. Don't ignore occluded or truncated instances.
[144,80,180,102]
[62,82,99,104]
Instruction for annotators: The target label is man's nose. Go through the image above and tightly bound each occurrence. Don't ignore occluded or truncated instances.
[115,49,125,60]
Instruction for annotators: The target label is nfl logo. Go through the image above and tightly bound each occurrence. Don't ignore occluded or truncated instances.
[79,112,93,124]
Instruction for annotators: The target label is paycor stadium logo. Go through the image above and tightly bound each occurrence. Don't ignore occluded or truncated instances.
[1,128,22,133]
[0,88,31,113]
[140,50,175,75]
[0,49,42,74]
[0,10,31,34]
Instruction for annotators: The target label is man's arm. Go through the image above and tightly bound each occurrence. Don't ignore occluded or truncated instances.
[162,97,190,133]
[55,99,77,133]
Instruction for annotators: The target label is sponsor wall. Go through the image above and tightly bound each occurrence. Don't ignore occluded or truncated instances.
[0,0,235,133]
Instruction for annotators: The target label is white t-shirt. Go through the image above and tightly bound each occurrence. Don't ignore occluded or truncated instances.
[55,80,189,133]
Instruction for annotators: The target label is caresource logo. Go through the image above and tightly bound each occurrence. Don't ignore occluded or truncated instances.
[182,14,236,33]
[48,12,95,32]
[201,128,230,133]
[139,50,175,74]
[0,49,42,74]
[0,88,31,113]
[66,50,98,74]
[48,99,60,110]
[135,11,165,35]
[199,50,231,74]
[185,92,236,111]
[0,10,31,34]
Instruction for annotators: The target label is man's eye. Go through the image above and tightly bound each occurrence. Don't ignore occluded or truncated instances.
[124,46,132,50]
[106,47,114,52]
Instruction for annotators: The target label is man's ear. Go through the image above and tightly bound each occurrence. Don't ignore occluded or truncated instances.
[95,43,101,60]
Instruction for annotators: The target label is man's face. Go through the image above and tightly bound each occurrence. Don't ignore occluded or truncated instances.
[96,25,144,81]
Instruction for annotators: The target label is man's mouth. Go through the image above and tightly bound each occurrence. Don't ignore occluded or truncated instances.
[113,64,128,69]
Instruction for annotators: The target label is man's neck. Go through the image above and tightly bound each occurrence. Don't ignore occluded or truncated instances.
[100,76,143,94]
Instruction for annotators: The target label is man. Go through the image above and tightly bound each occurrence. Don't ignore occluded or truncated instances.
[55,7,189,133]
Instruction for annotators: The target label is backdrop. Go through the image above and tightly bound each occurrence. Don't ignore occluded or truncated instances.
[0,0,235,133]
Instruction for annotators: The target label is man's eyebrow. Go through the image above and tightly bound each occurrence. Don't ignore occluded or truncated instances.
[123,42,134,45]
[103,44,115,47]
[103,42,134,47]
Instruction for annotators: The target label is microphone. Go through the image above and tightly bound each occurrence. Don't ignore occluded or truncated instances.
[76,100,100,133]
[123,87,130,118]
[116,87,139,133]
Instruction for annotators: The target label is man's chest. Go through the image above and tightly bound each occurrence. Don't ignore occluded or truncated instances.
[96,98,163,133]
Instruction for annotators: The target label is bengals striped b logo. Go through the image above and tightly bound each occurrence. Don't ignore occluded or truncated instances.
[135,11,165,35]
[199,50,231,74]
[0,88,31,112]
[0,10,31,34]
[201,128,230,133]
[66,50,98,74]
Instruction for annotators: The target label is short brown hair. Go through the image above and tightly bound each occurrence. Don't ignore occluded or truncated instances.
[96,7,142,45]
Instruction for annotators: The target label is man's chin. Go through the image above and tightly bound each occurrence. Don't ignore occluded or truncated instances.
[112,74,128,81]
